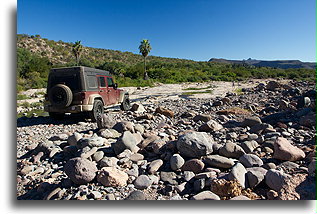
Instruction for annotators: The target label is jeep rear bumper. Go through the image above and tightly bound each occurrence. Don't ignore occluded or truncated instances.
[44,104,93,113]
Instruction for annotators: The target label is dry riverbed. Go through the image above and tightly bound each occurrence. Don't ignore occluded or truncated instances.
[17,79,315,200]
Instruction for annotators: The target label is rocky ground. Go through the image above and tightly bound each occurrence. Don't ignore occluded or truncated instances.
[16,79,316,200]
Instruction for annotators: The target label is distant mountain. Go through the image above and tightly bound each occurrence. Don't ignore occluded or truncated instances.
[209,58,316,69]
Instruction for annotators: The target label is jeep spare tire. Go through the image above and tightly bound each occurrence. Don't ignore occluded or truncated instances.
[48,84,73,108]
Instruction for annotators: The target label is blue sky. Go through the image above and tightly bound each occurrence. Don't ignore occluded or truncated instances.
[17,0,316,62]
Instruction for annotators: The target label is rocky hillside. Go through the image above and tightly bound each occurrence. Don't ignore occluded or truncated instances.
[17,80,316,200]
[17,34,194,66]
[209,58,316,70]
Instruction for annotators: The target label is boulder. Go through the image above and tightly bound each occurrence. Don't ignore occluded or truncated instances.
[246,167,267,188]
[193,114,212,122]
[96,114,116,129]
[228,163,247,189]
[266,81,280,91]
[219,142,245,159]
[181,159,205,174]
[131,103,146,113]
[198,120,223,132]
[134,175,152,190]
[98,129,121,139]
[67,132,82,146]
[113,131,139,155]
[241,116,262,127]
[126,190,146,200]
[64,157,97,185]
[77,136,105,148]
[240,140,259,153]
[97,167,129,187]
[155,106,174,118]
[265,169,290,191]
[204,155,235,169]
[113,121,135,133]
[273,137,305,161]
[239,154,263,168]
[190,191,220,200]
[170,154,185,171]
[176,131,214,158]
[148,159,163,174]
[229,195,251,200]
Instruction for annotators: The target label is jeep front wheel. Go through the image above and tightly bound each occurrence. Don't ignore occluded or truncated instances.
[89,100,104,122]
[120,95,131,111]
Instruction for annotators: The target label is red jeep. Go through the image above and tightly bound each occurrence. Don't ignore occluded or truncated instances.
[44,66,130,121]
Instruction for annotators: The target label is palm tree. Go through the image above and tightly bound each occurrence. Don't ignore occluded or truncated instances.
[138,39,152,80]
[72,40,83,66]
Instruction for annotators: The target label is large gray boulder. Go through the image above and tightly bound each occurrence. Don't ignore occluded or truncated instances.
[113,131,139,155]
[265,169,290,191]
[176,131,214,158]
[64,157,97,185]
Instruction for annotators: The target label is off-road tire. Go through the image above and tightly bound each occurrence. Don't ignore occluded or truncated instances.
[49,112,65,120]
[48,84,73,108]
[120,95,131,111]
[88,100,104,122]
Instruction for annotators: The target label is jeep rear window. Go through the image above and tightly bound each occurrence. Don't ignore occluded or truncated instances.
[50,74,80,91]
[87,75,97,88]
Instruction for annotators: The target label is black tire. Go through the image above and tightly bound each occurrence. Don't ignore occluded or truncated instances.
[120,95,131,111]
[88,100,104,122]
[48,84,73,108]
[49,112,65,120]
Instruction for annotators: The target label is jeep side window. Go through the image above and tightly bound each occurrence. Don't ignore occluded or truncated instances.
[87,75,97,88]
[107,77,114,87]
[98,76,106,88]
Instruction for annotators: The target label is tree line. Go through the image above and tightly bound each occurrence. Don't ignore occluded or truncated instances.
[17,35,315,91]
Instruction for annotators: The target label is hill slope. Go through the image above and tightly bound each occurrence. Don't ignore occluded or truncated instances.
[17,34,194,66]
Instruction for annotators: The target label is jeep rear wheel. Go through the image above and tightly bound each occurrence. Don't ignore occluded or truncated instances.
[48,84,73,108]
[120,95,131,111]
[89,100,104,122]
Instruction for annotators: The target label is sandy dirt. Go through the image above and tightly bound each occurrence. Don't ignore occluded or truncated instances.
[17,79,290,108]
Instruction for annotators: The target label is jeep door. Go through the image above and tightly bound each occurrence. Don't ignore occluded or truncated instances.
[97,76,108,105]
[106,77,119,104]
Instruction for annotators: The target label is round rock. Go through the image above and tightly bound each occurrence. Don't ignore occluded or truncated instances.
[64,157,97,185]
[181,159,205,174]
[176,131,214,158]
[134,175,152,190]
[170,154,185,171]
